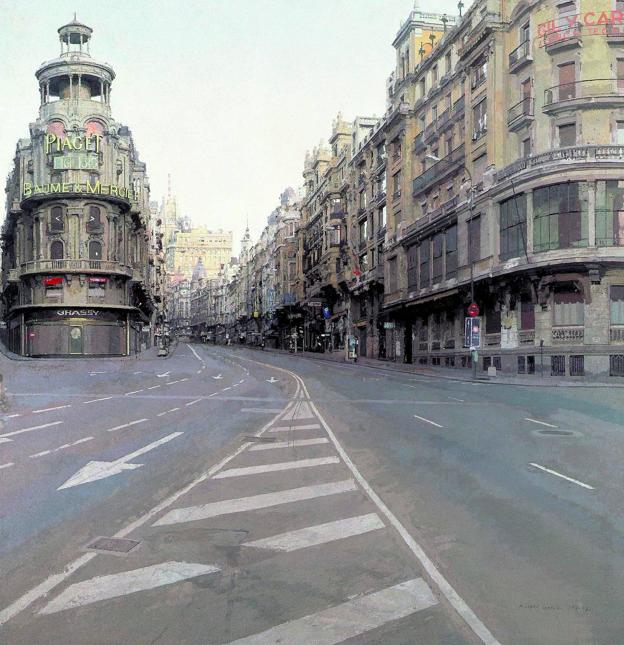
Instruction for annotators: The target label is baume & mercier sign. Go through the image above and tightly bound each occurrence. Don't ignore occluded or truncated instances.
[22,180,139,201]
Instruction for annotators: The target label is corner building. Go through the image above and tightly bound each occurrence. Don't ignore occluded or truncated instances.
[382,1,624,378]
[1,19,156,356]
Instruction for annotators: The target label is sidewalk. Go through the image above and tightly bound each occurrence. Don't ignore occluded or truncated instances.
[234,345,624,388]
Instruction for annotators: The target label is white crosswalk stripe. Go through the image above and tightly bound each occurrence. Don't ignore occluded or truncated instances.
[280,402,314,420]
[269,423,321,433]
[248,438,329,451]
[213,456,340,479]
[153,480,358,526]
[225,578,438,644]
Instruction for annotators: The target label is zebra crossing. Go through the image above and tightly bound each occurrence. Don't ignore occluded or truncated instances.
[9,398,483,644]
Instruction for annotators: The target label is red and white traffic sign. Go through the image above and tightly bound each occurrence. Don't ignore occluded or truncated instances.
[467,303,480,317]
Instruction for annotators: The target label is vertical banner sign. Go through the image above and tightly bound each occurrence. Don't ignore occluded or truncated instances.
[464,316,482,348]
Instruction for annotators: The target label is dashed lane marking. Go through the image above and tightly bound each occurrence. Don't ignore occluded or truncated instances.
[106,419,148,432]
[153,479,357,526]
[32,405,71,414]
[6,414,21,418]
[524,418,559,428]
[0,421,63,440]
[157,408,180,417]
[248,437,330,451]
[222,386,232,391]
[29,437,93,459]
[186,399,202,407]
[529,462,595,490]
[165,380,181,386]
[147,385,160,390]
[124,390,144,396]
[0,462,14,470]
[243,513,384,552]
[38,562,220,615]
[186,344,203,362]
[448,396,465,402]
[213,456,341,479]
[84,397,113,404]
[413,414,444,428]
[225,578,437,645]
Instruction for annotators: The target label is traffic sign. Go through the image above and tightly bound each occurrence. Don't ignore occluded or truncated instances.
[467,302,480,317]
[464,316,481,348]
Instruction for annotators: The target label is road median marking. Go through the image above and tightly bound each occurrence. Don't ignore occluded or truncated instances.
[529,462,595,490]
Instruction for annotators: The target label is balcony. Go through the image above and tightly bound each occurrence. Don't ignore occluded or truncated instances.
[610,326,624,342]
[423,122,437,144]
[552,326,584,344]
[543,23,582,53]
[452,95,465,119]
[544,78,624,114]
[507,97,534,131]
[606,22,624,44]
[18,259,134,278]
[411,143,465,197]
[508,40,532,73]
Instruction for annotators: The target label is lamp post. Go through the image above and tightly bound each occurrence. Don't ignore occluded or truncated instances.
[425,154,477,377]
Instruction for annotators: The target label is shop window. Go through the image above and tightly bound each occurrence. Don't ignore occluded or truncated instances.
[518,356,526,373]
[611,285,624,324]
[419,239,430,288]
[616,121,624,145]
[595,180,624,246]
[485,303,501,334]
[533,182,588,252]
[89,240,102,261]
[527,356,535,374]
[551,355,566,376]
[50,240,64,260]
[520,295,535,330]
[610,355,624,376]
[87,205,102,232]
[445,225,457,280]
[569,355,584,376]
[500,194,527,260]
[553,287,584,325]
[50,206,64,232]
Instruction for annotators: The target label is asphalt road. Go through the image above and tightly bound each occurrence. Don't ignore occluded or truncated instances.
[0,343,622,644]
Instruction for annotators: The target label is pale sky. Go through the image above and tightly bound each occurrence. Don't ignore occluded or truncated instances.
[0,0,469,253]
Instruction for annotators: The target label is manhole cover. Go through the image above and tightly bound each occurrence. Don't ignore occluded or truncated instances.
[242,436,277,443]
[537,430,575,436]
[87,537,140,554]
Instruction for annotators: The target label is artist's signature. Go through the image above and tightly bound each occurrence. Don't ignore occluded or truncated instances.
[520,604,591,613]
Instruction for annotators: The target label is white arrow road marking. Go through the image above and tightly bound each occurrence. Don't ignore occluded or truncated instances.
[266,377,279,383]
[157,371,170,378]
[38,561,220,615]
[212,374,223,380]
[0,421,63,440]
[58,432,183,490]
[225,578,437,645]
[243,513,384,552]
[248,437,329,451]
[213,456,340,479]
[154,479,357,526]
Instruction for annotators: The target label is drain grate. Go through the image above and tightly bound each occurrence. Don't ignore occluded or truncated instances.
[87,537,140,554]
[537,430,575,436]
[242,436,277,443]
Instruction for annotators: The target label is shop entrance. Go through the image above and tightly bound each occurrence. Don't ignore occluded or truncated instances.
[69,326,83,354]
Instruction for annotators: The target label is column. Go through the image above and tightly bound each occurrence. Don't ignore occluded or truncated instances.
[100,79,104,103]
[69,75,73,100]
[77,74,82,100]
[587,181,596,247]
[45,81,50,103]
[525,188,533,255]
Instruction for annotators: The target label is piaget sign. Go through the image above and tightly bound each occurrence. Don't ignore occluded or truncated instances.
[22,179,138,200]
[44,133,103,154]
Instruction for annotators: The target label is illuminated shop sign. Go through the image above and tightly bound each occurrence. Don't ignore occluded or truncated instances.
[44,133,102,154]
[538,11,624,45]
[88,277,108,283]
[56,309,101,317]
[53,153,98,170]
[22,180,138,201]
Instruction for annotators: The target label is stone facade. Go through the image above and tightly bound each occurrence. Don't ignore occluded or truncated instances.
[1,19,161,356]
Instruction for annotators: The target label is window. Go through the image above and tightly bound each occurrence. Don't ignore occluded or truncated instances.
[388,257,398,292]
[359,252,368,270]
[89,240,102,261]
[521,21,530,43]
[50,240,64,260]
[87,205,101,232]
[521,137,531,157]
[468,216,481,261]
[485,302,501,334]
[445,225,457,279]
[554,287,584,325]
[407,245,418,289]
[472,58,487,90]
[432,233,444,283]
[50,206,64,232]
[419,78,426,97]
[611,286,624,324]
[500,194,527,260]
[393,171,401,197]
[616,121,624,145]
[329,226,340,246]
[431,104,438,122]
[558,62,576,101]
[533,182,588,251]
[379,206,386,229]
[595,180,624,246]
[359,191,367,210]
[617,59,624,92]
[558,123,576,147]
[445,52,452,73]
[473,100,487,139]
[419,239,430,288]
[432,65,438,84]
[520,295,535,330]
[359,219,368,243]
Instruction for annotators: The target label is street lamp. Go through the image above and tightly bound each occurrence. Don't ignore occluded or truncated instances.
[425,154,478,378]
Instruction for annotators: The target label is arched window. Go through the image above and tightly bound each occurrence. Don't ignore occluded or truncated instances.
[87,205,101,232]
[50,240,64,260]
[89,240,102,261]
[50,206,64,232]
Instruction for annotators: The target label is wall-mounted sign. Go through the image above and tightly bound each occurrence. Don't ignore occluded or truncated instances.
[43,277,63,286]
[56,309,101,317]
[44,133,102,154]
[383,322,395,329]
[22,180,138,201]
[538,11,624,45]
[53,153,99,170]
[88,277,108,284]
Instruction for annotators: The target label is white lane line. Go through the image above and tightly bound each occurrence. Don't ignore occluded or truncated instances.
[187,344,203,362]
[32,405,71,414]
[240,407,283,413]
[0,421,63,440]
[239,379,245,384]
[165,380,181,386]
[133,371,142,375]
[208,392,218,397]
[38,562,220,615]
[213,456,340,479]
[249,437,329,452]
[84,397,113,404]
[196,370,201,375]
[147,385,160,390]
[0,438,13,444]
[154,479,357,526]
[0,400,295,627]
[243,513,384,552]
[6,414,22,418]
[524,418,558,428]
[124,390,144,396]
[529,463,595,490]
[0,463,14,470]
[106,418,148,432]
[269,423,321,433]
[448,396,465,402]
[186,399,202,407]
[232,383,239,388]
[157,408,179,417]
[29,437,93,459]
[226,577,437,645]
[222,386,232,391]
[179,378,189,383]
[413,414,444,428]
